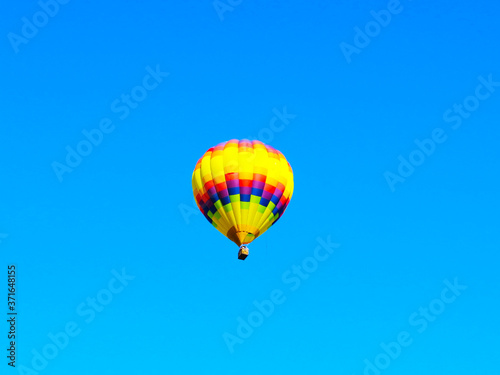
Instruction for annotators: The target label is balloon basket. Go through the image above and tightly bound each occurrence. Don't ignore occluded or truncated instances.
[238,246,249,260]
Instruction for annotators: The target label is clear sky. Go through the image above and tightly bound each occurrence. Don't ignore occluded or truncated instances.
[1,0,499,374]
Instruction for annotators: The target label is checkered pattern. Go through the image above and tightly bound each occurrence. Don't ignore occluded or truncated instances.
[192,139,294,247]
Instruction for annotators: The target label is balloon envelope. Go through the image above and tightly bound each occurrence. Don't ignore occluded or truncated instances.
[192,139,294,247]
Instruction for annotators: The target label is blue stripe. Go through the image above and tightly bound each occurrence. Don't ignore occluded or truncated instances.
[270,194,280,205]
[251,188,263,197]
[259,197,270,207]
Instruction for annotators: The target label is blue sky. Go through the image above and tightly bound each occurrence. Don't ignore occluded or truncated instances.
[1,0,499,374]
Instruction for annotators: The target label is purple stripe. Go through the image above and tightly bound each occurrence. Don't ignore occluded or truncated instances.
[274,189,283,199]
[275,201,283,211]
[252,181,265,189]
[262,190,273,200]
[227,180,239,189]
[240,186,252,195]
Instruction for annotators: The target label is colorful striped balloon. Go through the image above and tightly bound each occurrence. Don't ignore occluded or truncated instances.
[192,139,294,250]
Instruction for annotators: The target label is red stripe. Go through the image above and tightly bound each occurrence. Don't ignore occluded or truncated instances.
[225,172,238,180]
[240,179,253,188]
[263,183,276,194]
[253,173,267,182]
[216,181,227,191]
[204,180,215,190]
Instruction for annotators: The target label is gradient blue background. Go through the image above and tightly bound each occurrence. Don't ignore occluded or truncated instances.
[1,0,499,374]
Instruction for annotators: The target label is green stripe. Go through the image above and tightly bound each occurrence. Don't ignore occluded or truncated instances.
[250,195,260,204]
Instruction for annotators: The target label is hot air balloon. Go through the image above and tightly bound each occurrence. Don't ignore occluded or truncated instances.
[192,139,294,260]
